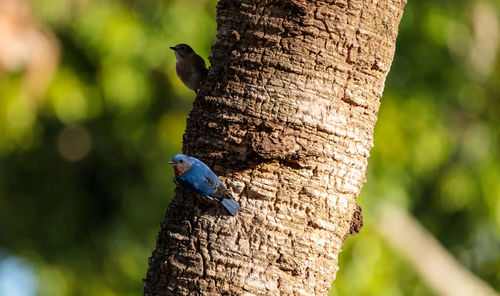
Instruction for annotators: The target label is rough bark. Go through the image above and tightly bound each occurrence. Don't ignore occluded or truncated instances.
[145,0,406,295]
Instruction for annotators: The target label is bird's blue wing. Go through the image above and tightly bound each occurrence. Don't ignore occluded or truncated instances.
[179,157,241,215]
[189,158,232,199]
[196,163,221,195]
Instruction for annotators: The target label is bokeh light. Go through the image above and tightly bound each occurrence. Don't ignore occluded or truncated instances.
[57,125,92,162]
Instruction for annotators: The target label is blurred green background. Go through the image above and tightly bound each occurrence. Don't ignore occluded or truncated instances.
[0,0,498,295]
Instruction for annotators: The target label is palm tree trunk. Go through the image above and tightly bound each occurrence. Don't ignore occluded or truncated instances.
[145,0,407,295]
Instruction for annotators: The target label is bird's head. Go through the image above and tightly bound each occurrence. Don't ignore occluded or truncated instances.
[170,44,195,59]
[168,154,192,170]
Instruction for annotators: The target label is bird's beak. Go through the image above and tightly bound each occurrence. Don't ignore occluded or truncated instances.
[169,46,176,51]
[168,161,175,164]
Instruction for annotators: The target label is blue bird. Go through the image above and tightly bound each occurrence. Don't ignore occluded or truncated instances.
[168,154,241,216]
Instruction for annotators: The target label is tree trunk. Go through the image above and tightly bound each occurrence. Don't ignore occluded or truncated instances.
[145,0,406,295]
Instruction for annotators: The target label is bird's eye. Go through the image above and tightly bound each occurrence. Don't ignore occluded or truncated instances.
[179,159,183,163]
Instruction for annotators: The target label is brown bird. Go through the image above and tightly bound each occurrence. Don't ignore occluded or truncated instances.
[170,44,208,92]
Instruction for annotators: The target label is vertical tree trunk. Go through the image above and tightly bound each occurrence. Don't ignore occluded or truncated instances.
[145,0,406,295]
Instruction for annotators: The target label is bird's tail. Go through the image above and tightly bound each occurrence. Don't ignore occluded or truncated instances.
[219,198,241,216]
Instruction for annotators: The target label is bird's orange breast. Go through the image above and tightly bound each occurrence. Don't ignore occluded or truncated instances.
[173,166,190,180]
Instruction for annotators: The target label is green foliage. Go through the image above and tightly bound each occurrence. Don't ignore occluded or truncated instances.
[0,0,499,295]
